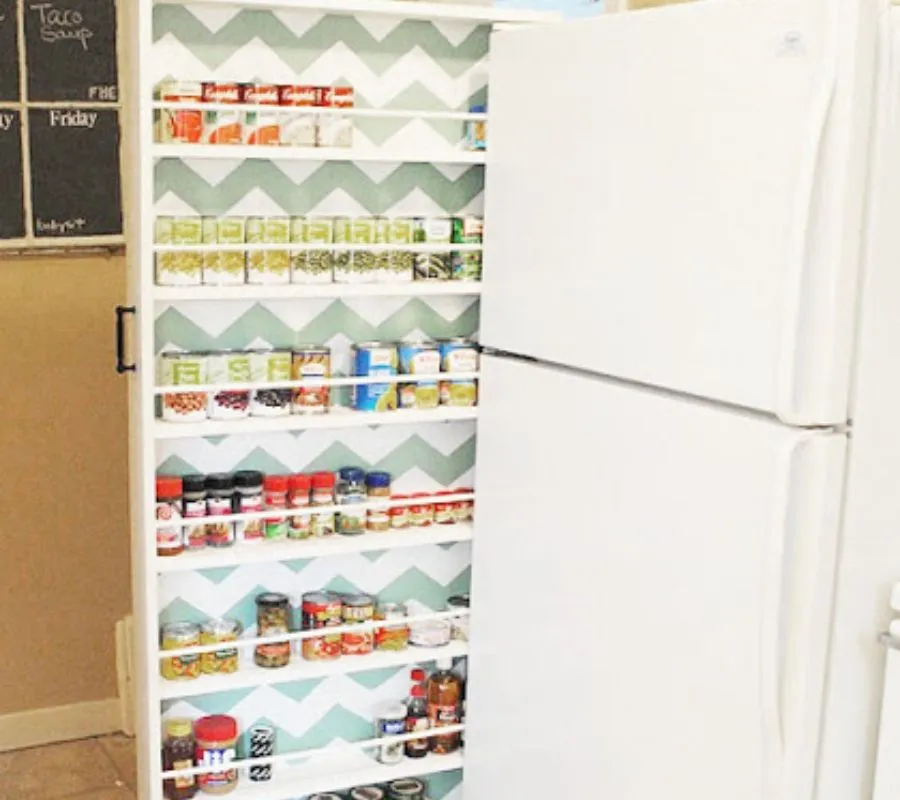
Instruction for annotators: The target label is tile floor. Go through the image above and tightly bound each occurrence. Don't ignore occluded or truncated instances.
[0,734,137,799]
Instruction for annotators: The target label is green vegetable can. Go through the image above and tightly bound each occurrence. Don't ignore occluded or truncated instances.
[155,216,202,286]
[334,217,377,283]
[202,217,246,286]
[414,218,452,281]
[290,217,334,284]
[247,217,290,285]
[451,216,483,281]
[385,217,415,284]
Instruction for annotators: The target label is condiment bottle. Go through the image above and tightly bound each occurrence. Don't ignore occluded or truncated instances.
[336,466,366,536]
[194,715,239,794]
[263,475,289,540]
[205,473,235,548]
[365,471,392,532]
[310,471,336,537]
[234,470,264,543]
[162,717,197,799]
[288,474,312,540]
[426,658,462,754]
[182,474,207,551]
[404,668,429,759]
[157,476,184,557]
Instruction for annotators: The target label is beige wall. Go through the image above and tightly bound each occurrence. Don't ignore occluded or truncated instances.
[0,252,131,715]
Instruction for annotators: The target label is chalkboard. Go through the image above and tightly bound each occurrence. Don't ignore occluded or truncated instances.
[24,0,118,102]
[0,111,25,239]
[29,108,122,238]
[0,0,19,101]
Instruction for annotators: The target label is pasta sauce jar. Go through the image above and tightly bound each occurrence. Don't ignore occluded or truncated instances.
[194,715,239,795]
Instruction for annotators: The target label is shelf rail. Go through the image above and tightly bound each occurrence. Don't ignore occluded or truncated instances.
[155,372,480,394]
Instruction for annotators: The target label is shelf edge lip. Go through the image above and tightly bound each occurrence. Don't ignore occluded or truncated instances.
[152,283,484,301]
[151,144,488,165]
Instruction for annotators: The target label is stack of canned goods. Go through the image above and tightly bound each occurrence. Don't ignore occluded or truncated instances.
[155,80,354,148]
[154,214,483,287]
[310,778,429,800]
[352,339,479,413]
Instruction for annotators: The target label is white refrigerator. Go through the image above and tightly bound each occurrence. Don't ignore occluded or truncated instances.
[462,0,895,798]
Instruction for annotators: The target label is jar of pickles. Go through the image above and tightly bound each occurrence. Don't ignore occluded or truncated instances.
[336,467,366,536]
[161,622,201,681]
[366,472,391,532]
[200,619,242,674]
[255,593,291,669]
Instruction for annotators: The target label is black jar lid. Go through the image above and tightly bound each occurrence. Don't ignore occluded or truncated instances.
[183,474,207,494]
[234,470,264,489]
[256,592,290,608]
[206,473,234,492]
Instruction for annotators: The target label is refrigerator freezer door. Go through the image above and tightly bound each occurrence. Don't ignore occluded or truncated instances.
[464,355,847,800]
[482,0,874,425]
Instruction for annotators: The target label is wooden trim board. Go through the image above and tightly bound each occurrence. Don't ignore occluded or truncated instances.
[0,699,121,752]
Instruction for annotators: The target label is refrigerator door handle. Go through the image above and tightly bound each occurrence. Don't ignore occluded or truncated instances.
[775,4,839,425]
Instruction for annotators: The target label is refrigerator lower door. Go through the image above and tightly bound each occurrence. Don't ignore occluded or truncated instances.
[481,0,875,426]
[464,355,847,800]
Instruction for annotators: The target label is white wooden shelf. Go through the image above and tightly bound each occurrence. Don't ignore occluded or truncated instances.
[154,405,478,439]
[154,0,557,24]
[154,281,483,301]
[156,523,473,573]
[152,102,488,122]
[153,144,487,165]
[159,640,468,699]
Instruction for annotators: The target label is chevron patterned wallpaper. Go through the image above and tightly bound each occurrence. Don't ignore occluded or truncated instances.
[153,5,483,796]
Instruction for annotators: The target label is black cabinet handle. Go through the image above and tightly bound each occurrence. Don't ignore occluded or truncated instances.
[115,305,137,374]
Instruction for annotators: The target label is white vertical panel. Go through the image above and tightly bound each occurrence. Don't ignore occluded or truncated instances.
[464,355,846,800]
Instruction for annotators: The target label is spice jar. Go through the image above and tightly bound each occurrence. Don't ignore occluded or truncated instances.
[336,467,366,536]
[288,474,312,540]
[205,474,235,548]
[387,779,427,800]
[311,471,336,537]
[366,471,392,532]
[183,474,208,551]
[389,496,410,530]
[157,477,184,557]
[454,486,474,522]
[255,593,291,668]
[161,622,201,680]
[234,471,264,543]
[433,491,456,525]
[162,718,197,800]
[263,475,289,540]
[409,493,434,527]
[194,715,239,795]
[200,619,242,675]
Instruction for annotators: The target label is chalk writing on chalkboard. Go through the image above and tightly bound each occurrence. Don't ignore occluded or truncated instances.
[25,0,119,103]
[0,110,26,240]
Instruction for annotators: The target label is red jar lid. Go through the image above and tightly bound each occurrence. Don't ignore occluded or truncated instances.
[156,476,183,498]
[410,492,430,499]
[264,475,289,492]
[290,473,312,490]
[391,494,409,501]
[454,487,473,495]
[194,714,238,743]
[312,471,336,488]
[435,490,454,497]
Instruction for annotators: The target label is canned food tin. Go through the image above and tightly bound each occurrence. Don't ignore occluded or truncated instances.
[342,593,375,656]
[372,217,391,281]
[207,350,251,420]
[250,349,292,417]
[309,795,344,800]
[408,618,451,648]
[385,217,415,284]
[446,594,470,641]
[389,495,410,529]
[398,340,440,410]
[200,618,242,674]
[202,216,246,286]
[201,82,243,144]
[439,338,479,407]
[248,724,276,783]
[155,216,203,286]
[352,341,398,413]
[433,490,456,525]
[375,602,409,652]
[290,217,334,284]
[377,702,407,764]
[387,778,427,800]
[451,215,484,281]
[301,591,342,661]
[414,217,453,281]
[247,216,290,285]
[242,83,281,145]
[279,84,318,147]
[292,345,331,414]
[160,622,201,680]
[409,493,434,527]
[318,85,354,148]
[159,352,208,423]
[255,592,291,669]
[156,80,202,144]
[351,787,385,800]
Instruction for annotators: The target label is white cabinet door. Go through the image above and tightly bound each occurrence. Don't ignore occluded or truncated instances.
[482,0,874,425]
[464,355,847,800]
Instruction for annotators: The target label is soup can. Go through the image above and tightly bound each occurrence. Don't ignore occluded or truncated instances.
[207,350,251,420]
[342,593,375,656]
[301,591,342,661]
[351,787,385,800]
[201,82,243,144]
[397,340,440,410]
[387,778,427,800]
[200,618,242,674]
[160,622,201,680]
[250,349,292,417]
[352,341,398,412]
[279,84,318,147]
[438,338,479,407]
[156,80,202,143]
[446,594,470,641]
[242,83,281,145]
[292,345,331,414]
[159,352,208,423]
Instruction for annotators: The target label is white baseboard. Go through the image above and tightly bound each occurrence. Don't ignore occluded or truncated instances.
[0,699,121,752]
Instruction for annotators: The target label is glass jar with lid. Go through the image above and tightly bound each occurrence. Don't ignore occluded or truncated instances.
[205,473,235,548]
[234,470,264,543]
[365,471,391,532]
[336,467,366,536]
[162,718,197,799]
[255,592,291,668]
